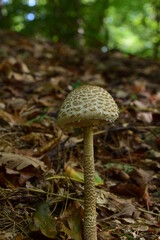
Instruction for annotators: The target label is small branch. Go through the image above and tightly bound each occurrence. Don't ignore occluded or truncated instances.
[137,207,160,217]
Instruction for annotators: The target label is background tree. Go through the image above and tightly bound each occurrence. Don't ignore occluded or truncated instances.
[0,0,160,58]
[82,0,109,47]
[152,0,160,58]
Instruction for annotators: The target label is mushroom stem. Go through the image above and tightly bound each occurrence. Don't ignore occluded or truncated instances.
[83,126,97,240]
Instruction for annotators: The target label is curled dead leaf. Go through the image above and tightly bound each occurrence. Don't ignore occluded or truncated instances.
[0,109,16,126]
[137,112,153,123]
[110,168,152,206]
[0,152,47,186]
[0,152,47,171]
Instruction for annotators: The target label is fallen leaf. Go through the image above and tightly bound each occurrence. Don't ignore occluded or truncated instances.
[133,100,148,110]
[35,133,62,156]
[0,152,47,171]
[0,152,48,186]
[110,168,152,206]
[65,165,104,186]
[60,202,83,240]
[116,202,135,218]
[137,112,152,123]
[129,168,151,186]
[121,217,135,224]
[133,80,146,93]
[8,71,34,82]
[97,189,109,205]
[0,109,16,126]
[148,149,160,159]
[32,201,58,238]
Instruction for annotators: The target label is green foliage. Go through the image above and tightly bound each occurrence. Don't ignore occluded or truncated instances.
[66,165,104,186]
[32,201,58,238]
[82,0,109,47]
[32,201,83,239]
[105,163,133,173]
[1,0,160,57]
[72,80,82,89]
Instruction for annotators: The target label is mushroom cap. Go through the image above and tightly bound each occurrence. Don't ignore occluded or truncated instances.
[57,85,119,130]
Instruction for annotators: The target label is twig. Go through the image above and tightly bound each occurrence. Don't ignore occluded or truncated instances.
[137,207,160,217]
[22,187,84,203]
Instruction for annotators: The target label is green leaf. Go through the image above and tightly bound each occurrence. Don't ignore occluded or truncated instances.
[105,163,133,173]
[65,165,104,185]
[32,201,58,239]
[72,80,82,89]
[60,202,83,240]
[95,172,104,185]
[131,94,137,100]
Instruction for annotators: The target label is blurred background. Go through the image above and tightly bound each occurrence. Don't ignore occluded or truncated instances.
[0,0,160,58]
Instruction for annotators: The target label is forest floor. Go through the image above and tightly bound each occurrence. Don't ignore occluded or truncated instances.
[0,30,160,240]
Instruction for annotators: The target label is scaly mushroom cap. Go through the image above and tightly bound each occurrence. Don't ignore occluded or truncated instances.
[57,85,119,130]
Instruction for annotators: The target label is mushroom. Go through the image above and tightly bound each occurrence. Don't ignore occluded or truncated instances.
[57,85,119,240]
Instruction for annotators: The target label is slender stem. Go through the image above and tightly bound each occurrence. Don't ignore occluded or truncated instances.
[83,126,97,240]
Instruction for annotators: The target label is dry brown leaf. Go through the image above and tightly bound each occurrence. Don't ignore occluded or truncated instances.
[97,189,110,205]
[154,92,160,102]
[133,100,148,110]
[50,76,66,88]
[98,231,116,240]
[129,168,151,186]
[20,132,45,146]
[0,152,47,171]
[137,112,153,123]
[35,131,62,155]
[116,202,135,218]
[0,109,16,126]
[110,167,152,207]
[133,80,146,93]
[8,71,34,82]
[17,61,30,73]
[6,98,27,110]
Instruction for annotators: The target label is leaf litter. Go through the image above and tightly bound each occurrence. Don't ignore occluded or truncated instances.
[0,30,160,239]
